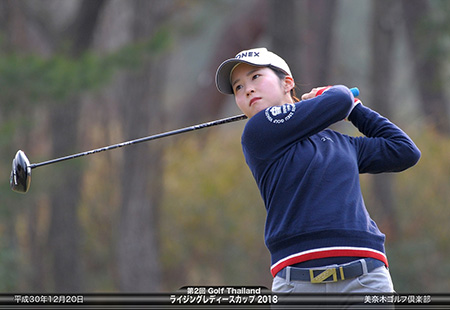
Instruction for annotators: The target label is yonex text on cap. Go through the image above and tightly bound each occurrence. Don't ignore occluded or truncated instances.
[215,47,293,95]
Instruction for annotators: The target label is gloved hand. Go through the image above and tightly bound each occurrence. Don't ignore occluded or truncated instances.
[300,86,332,100]
[301,86,361,120]
[314,86,333,97]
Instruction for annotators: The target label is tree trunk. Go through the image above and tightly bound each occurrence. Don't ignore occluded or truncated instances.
[112,0,171,292]
[269,0,301,80]
[401,0,450,134]
[299,0,338,88]
[47,0,106,292]
[48,101,83,292]
[116,68,164,292]
[269,0,337,91]
[180,0,268,124]
[369,0,398,240]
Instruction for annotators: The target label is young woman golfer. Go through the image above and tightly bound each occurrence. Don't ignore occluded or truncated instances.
[215,48,421,293]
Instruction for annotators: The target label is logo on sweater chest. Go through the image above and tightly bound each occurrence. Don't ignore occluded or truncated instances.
[320,135,334,143]
[265,103,296,124]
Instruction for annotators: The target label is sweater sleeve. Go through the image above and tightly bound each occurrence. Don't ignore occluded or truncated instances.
[242,85,354,161]
[348,103,421,173]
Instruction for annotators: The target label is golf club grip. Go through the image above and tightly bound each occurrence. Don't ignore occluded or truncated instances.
[350,87,359,97]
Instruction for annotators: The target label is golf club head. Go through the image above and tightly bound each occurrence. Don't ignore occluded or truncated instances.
[10,150,32,193]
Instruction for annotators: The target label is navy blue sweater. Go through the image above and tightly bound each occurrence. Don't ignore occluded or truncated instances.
[241,86,421,277]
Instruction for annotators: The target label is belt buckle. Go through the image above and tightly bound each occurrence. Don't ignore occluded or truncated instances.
[309,267,338,283]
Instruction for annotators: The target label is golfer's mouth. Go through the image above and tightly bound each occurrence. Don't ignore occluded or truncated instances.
[249,97,261,106]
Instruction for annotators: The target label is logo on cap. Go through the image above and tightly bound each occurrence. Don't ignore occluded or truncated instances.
[235,51,260,59]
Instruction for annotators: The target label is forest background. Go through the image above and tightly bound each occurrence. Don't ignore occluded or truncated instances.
[1,0,449,293]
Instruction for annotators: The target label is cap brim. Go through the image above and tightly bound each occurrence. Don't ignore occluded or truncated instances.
[215,59,241,95]
[215,59,267,95]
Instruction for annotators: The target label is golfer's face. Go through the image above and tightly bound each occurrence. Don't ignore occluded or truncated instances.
[231,64,289,118]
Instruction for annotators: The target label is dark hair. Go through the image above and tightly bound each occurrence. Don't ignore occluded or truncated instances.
[269,66,300,102]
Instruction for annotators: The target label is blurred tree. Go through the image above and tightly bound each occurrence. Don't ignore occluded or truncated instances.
[1,0,84,292]
[47,0,106,293]
[180,0,339,120]
[401,0,450,134]
[368,0,398,240]
[181,0,268,123]
[268,0,338,94]
[0,0,172,292]
[103,0,172,292]
[296,0,338,88]
[268,0,300,82]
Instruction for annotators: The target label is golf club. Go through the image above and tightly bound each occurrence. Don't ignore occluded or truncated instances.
[10,114,247,193]
[10,87,359,194]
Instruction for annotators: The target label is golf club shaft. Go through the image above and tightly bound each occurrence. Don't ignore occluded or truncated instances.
[29,114,248,169]
[28,87,359,170]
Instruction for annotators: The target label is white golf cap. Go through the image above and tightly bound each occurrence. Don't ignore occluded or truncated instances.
[215,47,293,95]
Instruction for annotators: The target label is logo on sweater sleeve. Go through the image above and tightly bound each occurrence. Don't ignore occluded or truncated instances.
[265,103,296,124]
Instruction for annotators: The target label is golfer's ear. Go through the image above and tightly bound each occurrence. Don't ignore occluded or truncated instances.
[284,76,295,92]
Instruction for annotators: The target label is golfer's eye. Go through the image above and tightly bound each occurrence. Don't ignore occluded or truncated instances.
[252,74,260,80]
[234,84,243,92]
